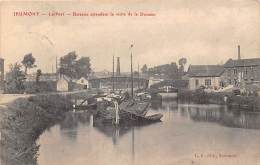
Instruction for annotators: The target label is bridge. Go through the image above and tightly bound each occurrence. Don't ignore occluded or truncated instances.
[150,79,189,91]
[88,76,149,90]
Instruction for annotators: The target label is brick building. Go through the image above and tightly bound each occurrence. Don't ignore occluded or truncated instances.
[221,58,260,87]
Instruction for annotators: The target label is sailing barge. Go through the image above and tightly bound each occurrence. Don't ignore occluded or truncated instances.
[94,99,163,126]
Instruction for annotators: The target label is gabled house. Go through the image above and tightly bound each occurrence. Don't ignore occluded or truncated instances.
[75,76,89,89]
[187,65,224,90]
[56,74,76,92]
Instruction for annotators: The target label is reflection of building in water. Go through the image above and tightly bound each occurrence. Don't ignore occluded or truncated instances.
[188,106,260,129]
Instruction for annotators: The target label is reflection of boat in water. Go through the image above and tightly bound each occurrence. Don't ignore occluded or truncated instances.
[94,99,163,126]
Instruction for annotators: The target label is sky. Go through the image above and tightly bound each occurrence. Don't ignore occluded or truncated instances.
[0,0,260,73]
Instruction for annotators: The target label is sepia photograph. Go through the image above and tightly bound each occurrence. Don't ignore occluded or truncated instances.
[0,0,260,165]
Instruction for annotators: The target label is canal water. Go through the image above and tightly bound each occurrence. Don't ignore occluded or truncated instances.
[37,101,260,165]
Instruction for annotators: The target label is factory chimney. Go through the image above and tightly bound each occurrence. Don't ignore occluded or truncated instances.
[238,45,241,60]
[116,57,120,76]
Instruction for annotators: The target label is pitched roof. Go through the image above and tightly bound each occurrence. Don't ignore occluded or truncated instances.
[224,58,260,68]
[187,65,224,77]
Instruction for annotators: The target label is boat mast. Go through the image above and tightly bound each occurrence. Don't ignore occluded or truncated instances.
[130,45,134,98]
[112,56,115,92]
[138,63,140,89]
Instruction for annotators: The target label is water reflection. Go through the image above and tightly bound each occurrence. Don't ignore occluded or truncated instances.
[37,101,260,165]
[183,104,260,129]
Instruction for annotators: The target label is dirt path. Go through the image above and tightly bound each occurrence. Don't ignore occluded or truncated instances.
[0,90,90,107]
[0,94,32,107]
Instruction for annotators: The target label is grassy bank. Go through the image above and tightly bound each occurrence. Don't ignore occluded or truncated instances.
[0,94,73,165]
[178,90,260,111]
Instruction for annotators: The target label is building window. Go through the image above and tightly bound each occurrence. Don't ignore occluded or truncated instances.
[195,79,199,86]
[244,68,248,75]
[233,69,237,75]
[227,69,231,76]
[205,79,211,86]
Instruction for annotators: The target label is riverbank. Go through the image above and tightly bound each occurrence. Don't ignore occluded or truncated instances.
[178,90,260,111]
[0,94,73,165]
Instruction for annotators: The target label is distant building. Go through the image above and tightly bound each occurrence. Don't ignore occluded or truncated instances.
[187,65,224,90]
[88,76,148,91]
[222,58,260,87]
[56,75,75,92]
[25,73,76,92]
[75,76,89,89]
[57,75,69,92]
[0,58,4,92]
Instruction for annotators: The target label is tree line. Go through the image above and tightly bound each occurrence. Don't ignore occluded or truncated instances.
[5,51,92,93]
[140,57,187,79]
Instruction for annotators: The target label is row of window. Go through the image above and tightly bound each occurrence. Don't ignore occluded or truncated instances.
[195,79,211,86]
[227,67,254,76]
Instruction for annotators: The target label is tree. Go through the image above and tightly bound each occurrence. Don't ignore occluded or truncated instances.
[59,51,92,79]
[133,71,139,76]
[59,51,77,78]
[147,63,178,79]
[36,69,42,83]
[141,64,148,73]
[178,58,187,73]
[75,57,92,79]
[22,53,36,74]
[5,63,26,93]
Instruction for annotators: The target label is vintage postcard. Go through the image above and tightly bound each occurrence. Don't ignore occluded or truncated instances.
[0,0,260,165]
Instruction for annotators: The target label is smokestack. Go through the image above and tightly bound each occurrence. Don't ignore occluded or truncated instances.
[116,57,120,76]
[238,45,241,60]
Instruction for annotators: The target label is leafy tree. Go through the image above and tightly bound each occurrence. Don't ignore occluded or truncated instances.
[5,63,26,93]
[178,57,187,73]
[133,71,139,76]
[147,62,178,79]
[59,51,77,78]
[75,57,92,79]
[22,53,36,74]
[141,64,148,73]
[59,51,92,79]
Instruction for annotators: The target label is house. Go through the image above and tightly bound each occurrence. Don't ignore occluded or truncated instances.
[187,65,224,90]
[222,58,260,87]
[25,73,76,92]
[56,75,75,92]
[75,76,89,89]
